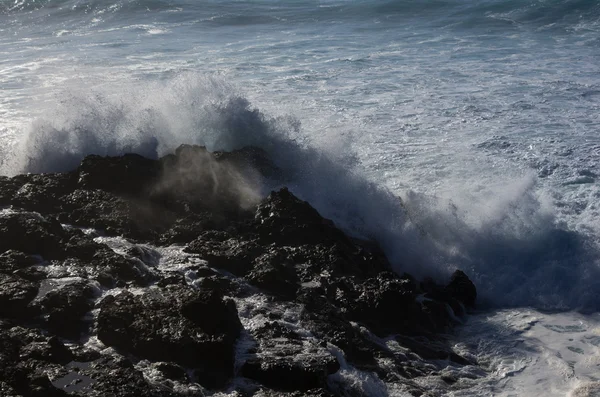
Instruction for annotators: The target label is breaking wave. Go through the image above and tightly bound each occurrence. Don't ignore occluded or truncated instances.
[3,73,599,311]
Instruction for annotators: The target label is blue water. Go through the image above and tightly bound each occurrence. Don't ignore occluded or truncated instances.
[1,0,600,309]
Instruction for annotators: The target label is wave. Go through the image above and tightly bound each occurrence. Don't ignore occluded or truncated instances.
[3,0,598,32]
[3,72,600,312]
[0,0,171,14]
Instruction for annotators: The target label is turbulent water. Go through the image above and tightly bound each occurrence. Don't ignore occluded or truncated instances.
[1,0,600,395]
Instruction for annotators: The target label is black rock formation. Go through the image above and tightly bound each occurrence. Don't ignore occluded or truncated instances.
[0,145,478,396]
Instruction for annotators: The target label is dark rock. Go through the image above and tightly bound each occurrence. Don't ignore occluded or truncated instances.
[0,381,21,397]
[253,321,301,341]
[253,389,335,397]
[0,273,38,319]
[92,249,157,286]
[159,213,219,245]
[9,173,76,214]
[50,356,182,397]
[0,147,479,396]
[446,270,477,308]
[97,285,242,389]
[0,250,40,273]
[254,188,346,247]
[242,354,339,392]
[243,321,340,392]
[395,335,472,366]
[126,245,160,267]
[60,189,175,241]
[246,248,299,300]
[155,272,187,287]
[156,144,266,215]
[33,280,97,339]
[0,326,73,397]
[298,292,380,367]
[12,267,46,282]
[26,373,69,397]
[63,235,106,261]
[193,274,242,297]
[185,234,263,276]
[0,176,19,207]
[420,299,454,332]
[77,153,160,196]
[18,335,73,364]
[329,272,422,336]
[154,362,188,382]
[0,211,65,259]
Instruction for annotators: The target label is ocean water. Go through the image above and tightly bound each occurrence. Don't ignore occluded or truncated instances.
[1,0,600,395]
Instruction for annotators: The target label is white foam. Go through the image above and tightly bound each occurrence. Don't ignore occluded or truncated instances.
[450,309,600,397]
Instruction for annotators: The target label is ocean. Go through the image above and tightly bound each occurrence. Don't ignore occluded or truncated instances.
[1,0,600,395]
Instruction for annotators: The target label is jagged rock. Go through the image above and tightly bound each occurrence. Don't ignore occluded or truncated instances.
[49,356,183,397]
[159,212,219,244]
[60,189,174,241]
[185,234,263,276]
[63,234,106,261]
[395,335,472,366]
[9,173,76,214]
[155,272,187,287]
[0,381,21,397]
[32,280,97,339]
[0,326,72,397]
[77,153,160,196]
[243,355,339,392]
[91,249,157,287]
[0,211,66,259]
[125,245,161,267]
[0,148,478,396]
[298,291,381,367]
[97,285,242,389]
[254,188,347,247]
[193,273,244,297]
[154,362,189,382]
[325,272,422,336]
[0,273,38,319]
[0,250,41,273]
[243,321,340,391]
[246,248,299,300]
[446,270,477,308]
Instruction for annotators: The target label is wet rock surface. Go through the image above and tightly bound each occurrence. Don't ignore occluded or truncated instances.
[0,146,478,396]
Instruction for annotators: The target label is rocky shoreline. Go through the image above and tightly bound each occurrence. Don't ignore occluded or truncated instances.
[0,145,477,396]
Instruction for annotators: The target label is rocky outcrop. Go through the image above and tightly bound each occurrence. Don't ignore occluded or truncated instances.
[97,286,241,389]
[0,145,478,396]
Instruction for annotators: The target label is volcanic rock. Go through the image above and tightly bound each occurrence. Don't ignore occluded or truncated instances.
[97,285,242,389]
[0,147,479,396]
[32,280,97,339]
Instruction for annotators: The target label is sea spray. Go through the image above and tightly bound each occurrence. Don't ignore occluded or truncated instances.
[4,73,599,311]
